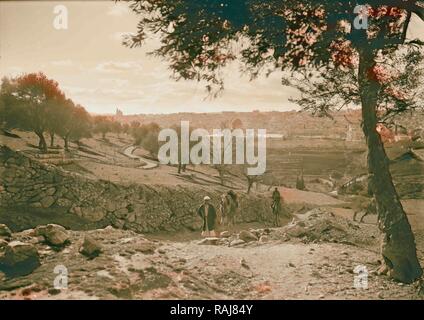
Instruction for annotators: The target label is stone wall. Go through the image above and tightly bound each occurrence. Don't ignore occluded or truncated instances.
[0,146,273,233]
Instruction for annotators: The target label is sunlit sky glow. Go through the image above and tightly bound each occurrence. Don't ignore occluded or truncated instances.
[1,1,423,115]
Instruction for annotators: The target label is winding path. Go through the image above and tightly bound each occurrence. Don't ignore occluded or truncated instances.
[123,145,158,169]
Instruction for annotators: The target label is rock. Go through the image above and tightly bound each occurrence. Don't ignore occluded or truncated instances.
[81,207,106,222]
[36,224,69,247]
[230,239,246,246]
[238,230,258,242]
[40,196,55,208]
[198,237,220,245]
[57,198,72,207]
[137,242,156,254]
[48,288,61,296]
[0,224,12,239]
[79,236,102,258]
[240,258,250,269]
[259,235,270,243]
[286,224,307,238]
[249,229,262,237]
[0,241,40,277]
[220,231,232,238]
[0,239,8,248]
[30,202,42,208]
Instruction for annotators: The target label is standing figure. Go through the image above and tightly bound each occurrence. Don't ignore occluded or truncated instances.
[271,187,282,227]
[197,196,217,237]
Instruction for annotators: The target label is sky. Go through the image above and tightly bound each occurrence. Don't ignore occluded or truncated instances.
[1,1,424,115]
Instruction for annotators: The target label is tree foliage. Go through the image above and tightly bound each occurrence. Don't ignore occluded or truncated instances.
[132,122,161,155]
[0,73,92,152]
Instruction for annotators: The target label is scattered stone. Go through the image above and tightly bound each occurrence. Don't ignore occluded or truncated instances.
[238,230,258,243]
[259,235,270,243]
[79,236,102,258]
[40,196,55,208]
[220,231,232,238]
[0,239,9,249]
[240,258,250,269]
[138,267,172,292]
[286,224,307,238]
[108,283,132,299]
[0,224,12,239]
[36,224,69,247]
[0,241,40,278]
[377,264,389,276]
[137,241,157,254]
[198,237,220,245]
[230,239,245,246]
[48,288,61,296]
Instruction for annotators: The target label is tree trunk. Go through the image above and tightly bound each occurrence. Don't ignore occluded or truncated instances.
[247,179,253,194]
[36,131,47,153]
[63,136,69,151]
[49,132,55,147]
[358,50,422,283]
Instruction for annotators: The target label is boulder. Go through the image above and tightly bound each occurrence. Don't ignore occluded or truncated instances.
[198,237,220,245]
[0,241,40,277]
[238,230,258,242]
[259,235,270,243]
[36,224,69,247]
[79,236,102,258]
[137,241,157,254]
[0,224,12,239]
[40,196,55,208]
[230,239,246,246]
[220,231,232,238]
[286,224,307,238]
[0,239,9,248]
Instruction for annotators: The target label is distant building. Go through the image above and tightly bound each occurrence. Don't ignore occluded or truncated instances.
[116,108,123,117]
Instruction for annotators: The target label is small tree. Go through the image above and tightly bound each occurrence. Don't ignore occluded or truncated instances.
[56,102,92,151]
[0,73,66,153]
[93,115,114,140]
[132,122,161,156]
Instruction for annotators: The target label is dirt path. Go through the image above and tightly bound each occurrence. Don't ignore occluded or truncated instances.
[123,146,158,169]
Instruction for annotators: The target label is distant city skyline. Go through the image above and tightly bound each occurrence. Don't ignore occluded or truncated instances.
[1,1,424,115]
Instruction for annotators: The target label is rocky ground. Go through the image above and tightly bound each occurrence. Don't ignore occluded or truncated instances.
[1,209,423,300]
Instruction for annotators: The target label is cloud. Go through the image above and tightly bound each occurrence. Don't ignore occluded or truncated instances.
[1,66,24,77]
[95,61,143,74]
[99,78,130,88]
[107,3,131,16]
[51,60,74,67]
